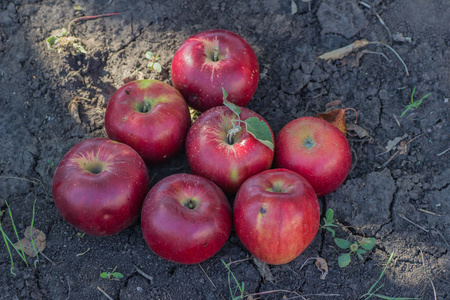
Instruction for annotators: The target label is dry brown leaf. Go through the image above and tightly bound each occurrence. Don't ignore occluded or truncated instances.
[252,256,275,282]
[315,257,329,280]
[325,100,342,110]
[14,226,46,257]
[347,123,371,139]
[316,109,347,135]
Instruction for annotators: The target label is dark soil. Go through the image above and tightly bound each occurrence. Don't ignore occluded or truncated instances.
[1,0,449,299]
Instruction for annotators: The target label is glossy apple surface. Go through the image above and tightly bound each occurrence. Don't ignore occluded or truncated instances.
[52,138,149,236]
[233,168,320,265]
[275,116,352,196]
[171,29,259,112]
[185,105,274,195]
[105,79,191,165]
[141,173,232,264]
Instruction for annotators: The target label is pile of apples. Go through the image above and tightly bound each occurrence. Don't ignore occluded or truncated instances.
[52,29,351,266]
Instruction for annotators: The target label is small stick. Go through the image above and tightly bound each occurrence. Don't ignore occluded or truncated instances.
[419,248,437,300]
[198,263,226,300]
[437,147,450,156]
[398,214,429,232]
[68,13,121,34]
[418,208,442,217]
[0,176,48,198]
[225,257,251,267]
[97,286,114,300]
[370,41,409,76]
[40,252,57,265]
[133,264,153,281]
[433,228,450,249]
[359,2,392,44]
[65,276,71,300]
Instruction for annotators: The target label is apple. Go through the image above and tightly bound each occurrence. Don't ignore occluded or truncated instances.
[52,138,149,236]
[275,116,352,196]
[105,79,191,165]
[141,173,232,264]
[171,29,259,112]
[185,105,274,195]
[233,168,320,265]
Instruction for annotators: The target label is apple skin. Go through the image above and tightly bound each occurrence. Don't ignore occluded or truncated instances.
[171,29,259,112]
[52,138,149,236]
[185,105,274,195]
[105,79,191,165]
[141,173,232,264]
[275,116,352,196]
[233,168,320,265]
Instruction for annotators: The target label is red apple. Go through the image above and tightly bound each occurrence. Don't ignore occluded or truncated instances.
[233,169,320,265]
[185,105,274,195]
[52,138,149,236]
[105,79,191,165]
[171,29,259,112]
[141,173,232,264]
[275,116,352,196]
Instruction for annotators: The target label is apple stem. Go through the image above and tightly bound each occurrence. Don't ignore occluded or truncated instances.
[227,119,243,145]
[213,46,219,61]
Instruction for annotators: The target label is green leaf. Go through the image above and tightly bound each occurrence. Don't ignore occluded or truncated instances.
[338,253,351,268]
[100,272,108,278]
[244,117,274,151]
[326,208,334,221]
[223,100,241,118]
[145,51,153,60]
[360,237,376,250]
[325,227,336,238]
[153,62,162,73]
[112,272,124,279]
[46,36,58,48]
[334,238,351,249]
[73,43,87,54]
[356,248,367,260]
[59,28,68,37]
[147,62,154,68]
[222,88,229,101]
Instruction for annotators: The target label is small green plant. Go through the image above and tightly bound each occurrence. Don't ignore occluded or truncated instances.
[0,199,39,275]
[145,51,162,73]
[100,266,124,280]
[334,237,376,268]
[222,88,274,150]
[321,208,376,268]
[320,208,339,237]
[360,252,420,300]
[46,28,87,55]
[400,87,430,117]
[222,260,245,300]
[48,160,55,168]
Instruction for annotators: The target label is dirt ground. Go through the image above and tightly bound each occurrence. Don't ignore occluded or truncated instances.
[0,0,449,299]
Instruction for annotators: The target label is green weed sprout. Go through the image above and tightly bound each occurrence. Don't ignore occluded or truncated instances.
[100,266,124,280]
[46,28,87,55]
[400,87,430,117]
[321,208,376,268]
[222,260,245,300]
[0,199,39,275]
[145,51,162,73]
[334,237,376,268]
[320,208,339,237]
[360,252,420,300]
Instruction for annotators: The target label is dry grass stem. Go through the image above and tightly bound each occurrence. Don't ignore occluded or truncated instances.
[419,248,437,300]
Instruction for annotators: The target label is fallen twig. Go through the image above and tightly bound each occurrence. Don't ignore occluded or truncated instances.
[318,39,409,76]
[398,214,429,233]
[97,286,113,300]
[419,248,437,300]
[68,13,121,35]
